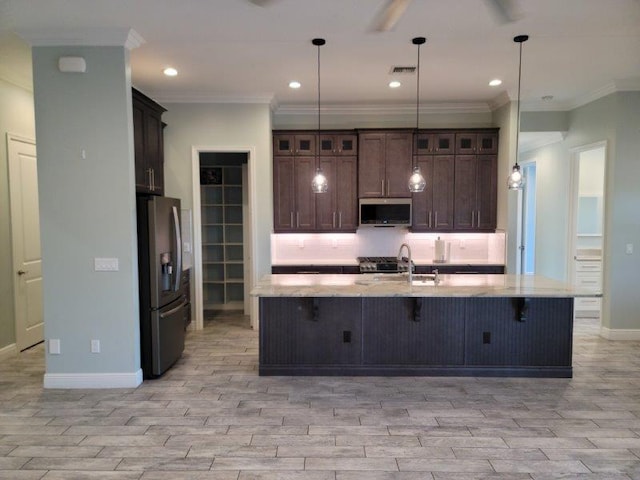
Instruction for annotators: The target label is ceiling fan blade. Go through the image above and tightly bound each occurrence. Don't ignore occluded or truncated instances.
[372,0,412,32]
[485,0,522,24]
[247,0,277,6]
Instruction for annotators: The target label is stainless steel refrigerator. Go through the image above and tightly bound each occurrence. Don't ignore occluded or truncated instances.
[136,195,187,378]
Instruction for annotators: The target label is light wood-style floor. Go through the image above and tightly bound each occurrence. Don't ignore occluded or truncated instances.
[1,312,640,479]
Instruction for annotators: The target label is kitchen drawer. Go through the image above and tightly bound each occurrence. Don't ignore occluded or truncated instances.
[575,261,601,273]
[575,297,601,311]
[575,274,601,289]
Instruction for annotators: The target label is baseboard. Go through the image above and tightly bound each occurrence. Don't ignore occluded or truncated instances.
[0,343,18,360]
[44,369,143,389]
[600,326,640,341]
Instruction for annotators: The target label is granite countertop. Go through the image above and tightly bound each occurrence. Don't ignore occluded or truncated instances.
[251,273,601,298]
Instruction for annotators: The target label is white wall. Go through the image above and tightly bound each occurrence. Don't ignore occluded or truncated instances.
[33,46,140,382]
[162,103,273,289]
[520,141,571,281]
[0,78,35,350]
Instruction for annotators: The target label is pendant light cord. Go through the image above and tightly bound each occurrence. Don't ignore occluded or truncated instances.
[317,41,321,147]
[515,39,523,169]
[416,41,420,138]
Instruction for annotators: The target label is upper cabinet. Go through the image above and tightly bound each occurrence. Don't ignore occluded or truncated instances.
[358,131,412,198]
[133,88,166,195]
[415,131,455,155]
[273,133,316,156]
[319,133,358,156]
[273,130,357,233]
[453,154,497,231]
[455,131,499,155]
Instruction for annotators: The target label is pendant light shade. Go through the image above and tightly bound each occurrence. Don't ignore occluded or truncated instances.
[508,34,529,191]
[311,37,328,194]
[408,36,426,193]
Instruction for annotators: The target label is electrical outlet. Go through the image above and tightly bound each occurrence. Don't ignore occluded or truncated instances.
[626,243,634,255]
[94,258,119,271]
[49,339,61,354]
[90,339,100,353]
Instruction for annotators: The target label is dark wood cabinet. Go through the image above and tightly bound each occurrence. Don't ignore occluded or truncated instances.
[453,154,497,231]
[273,130,357,233]
[316,156,357,231]
[362,298,465,365]
[414,264,505,274]
[273,156,316,231]
[464,298,573,367]
[411,155,454,231]
[260,297,362,366]
[273,133,316,156]
[133,88,166,195]
[259,295,573,377]
[415,131,455,155]
[319,133,357,156]
[271,265,359,274]
[455,131,498,155]
[358,131,412,198]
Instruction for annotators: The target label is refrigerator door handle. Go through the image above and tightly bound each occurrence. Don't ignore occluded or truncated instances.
[172,206,182,292]
[160,298,188,319]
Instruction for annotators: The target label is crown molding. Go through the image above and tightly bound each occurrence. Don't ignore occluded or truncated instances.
[16,27,145,50]
[152,92,276,105]
[488,91,512,111]
[519,132,566,154]
[275,102,492,116]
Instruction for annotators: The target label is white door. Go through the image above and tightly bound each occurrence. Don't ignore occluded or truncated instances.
[8,134,43,350]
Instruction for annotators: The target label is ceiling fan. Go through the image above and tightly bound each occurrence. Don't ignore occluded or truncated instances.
[371,0,523,31]
[248,0,522,32]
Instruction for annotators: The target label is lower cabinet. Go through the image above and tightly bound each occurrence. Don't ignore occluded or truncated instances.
[464,297,573,367]
[260,297,361,366]
[362,298,464,365]
[260,296,573,377]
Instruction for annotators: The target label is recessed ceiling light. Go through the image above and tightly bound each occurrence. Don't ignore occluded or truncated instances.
[489,79,502,87]
[289,81,301,89]
[163,67,178,77]
[389,80,401,88]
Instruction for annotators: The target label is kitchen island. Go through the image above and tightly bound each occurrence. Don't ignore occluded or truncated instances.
[251,274,600,378]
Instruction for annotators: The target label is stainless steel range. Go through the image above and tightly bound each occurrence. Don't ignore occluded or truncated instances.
[357,256,414,274]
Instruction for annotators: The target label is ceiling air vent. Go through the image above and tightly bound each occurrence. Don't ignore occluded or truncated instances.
[390,66,416,74]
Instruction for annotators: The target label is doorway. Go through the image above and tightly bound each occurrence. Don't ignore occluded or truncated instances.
[569,142,606,320]
[520,162,537,274]
[191,146,258,331]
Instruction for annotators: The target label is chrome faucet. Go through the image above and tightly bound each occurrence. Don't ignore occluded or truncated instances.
[397,243,413,283]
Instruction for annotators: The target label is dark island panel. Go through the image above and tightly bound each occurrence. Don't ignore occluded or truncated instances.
[259,296,573,378]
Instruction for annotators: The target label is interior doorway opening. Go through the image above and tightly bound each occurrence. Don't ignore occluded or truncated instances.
[520,162,537,274]
[198,152,249,315]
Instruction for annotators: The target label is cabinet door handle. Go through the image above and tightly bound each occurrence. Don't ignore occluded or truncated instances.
[151,168,155,191]
[332,211,336,229]
[477,210,481,227]
[147,168,153,190]
[435,211,438,227]
[381,179,385,196]
[428,211,432,228]
[290,212,294,228]
[297,212,300,228]
[338,211,342,228]
[387,179,390,196]
[471,211,475,227]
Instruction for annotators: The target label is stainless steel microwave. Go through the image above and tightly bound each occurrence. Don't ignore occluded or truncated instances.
[358,198,412,228]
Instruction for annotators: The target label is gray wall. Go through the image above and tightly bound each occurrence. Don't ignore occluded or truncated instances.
[162,103,273,286]
[565,92,639,331]
[32,46,140,375]
[0,78,35,350]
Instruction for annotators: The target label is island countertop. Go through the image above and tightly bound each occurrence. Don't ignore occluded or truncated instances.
[251,273,601,298]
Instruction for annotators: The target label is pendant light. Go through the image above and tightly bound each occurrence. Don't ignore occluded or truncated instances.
[507,34,529,190]
[311,38,328,194]
[408,36,426,193]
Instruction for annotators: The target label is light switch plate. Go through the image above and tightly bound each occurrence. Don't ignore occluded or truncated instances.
[49,339,60,354]
[626,243,633,255]
[94,257,119,271]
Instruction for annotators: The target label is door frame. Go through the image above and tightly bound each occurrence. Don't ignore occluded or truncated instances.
[191,145,258,331]
[567,140,607,285]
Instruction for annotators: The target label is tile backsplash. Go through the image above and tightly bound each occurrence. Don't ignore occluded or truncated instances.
[271,230,506,265]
